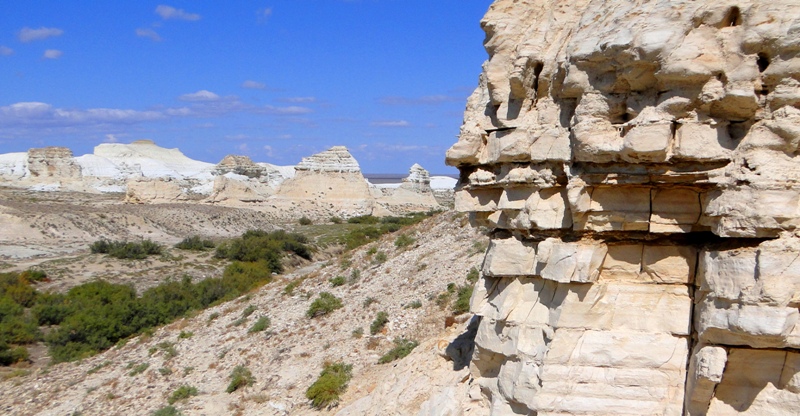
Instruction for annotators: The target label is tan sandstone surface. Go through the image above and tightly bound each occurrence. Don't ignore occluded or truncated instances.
[446,0,800,415]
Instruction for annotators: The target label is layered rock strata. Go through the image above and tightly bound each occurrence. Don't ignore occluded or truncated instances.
[377,164,443,214]
[447,1,800,414]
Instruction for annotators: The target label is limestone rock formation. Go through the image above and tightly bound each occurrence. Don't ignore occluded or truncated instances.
[377,164,443,214]
[447,1,800,414]
[272,146,380,218]
[27,147,82,180]
[214,154,266,178]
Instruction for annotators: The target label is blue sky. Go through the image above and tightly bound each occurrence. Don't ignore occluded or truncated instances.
[0,1,491,174]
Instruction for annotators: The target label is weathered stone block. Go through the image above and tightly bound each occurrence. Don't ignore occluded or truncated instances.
[454,188,502,212]
[579,187,650,231]
[535,238,607,283]
[482,237,537,277]
[642,245,697,284]
[673,121,734,161]
[621,123,673,163]
[650,188,701,233]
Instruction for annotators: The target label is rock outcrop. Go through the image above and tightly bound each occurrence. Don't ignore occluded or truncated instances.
[27,147,82,180]
[447,1,800,415]
[377,164,443,214]
[214,155,266,178]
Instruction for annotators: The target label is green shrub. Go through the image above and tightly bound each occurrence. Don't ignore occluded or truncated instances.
[369,311,389,335]
[152,406,183,416]
[348,269,361,283]
[0,272,37,307]
[306,292,343,318]
[346,215,380,224]
[222,261,274,290]
[298,216,313,225]
[178,330,193,339]
[405,300,422,309]
[378,338,419,364]
[362,297,377,308]
[168,384,199,404]
[241,305,257,319]
[372,251,387,265]
[351,328,363,338]
[248,316,270,333]
[175,236,215,251]
[32,292,69,325]
[466,267,480,283]
[329,216,343,224]
[305,362,352,409]
[158,367,172,376]
[394,233,415,248]
[215,230,312,271]
[283,280,301,295]
[0,343,29,365]
[19,269,47,282]
[329,276,345,287]
[226,365,255,393]
[90,239,163,259]
[453,284,474,315]
[158,342,178,359]
[128,362,149,376]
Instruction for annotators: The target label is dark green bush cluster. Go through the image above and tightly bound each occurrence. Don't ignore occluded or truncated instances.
[452,284,474,315]
[90,239,163,259]
[306,292,343,318]
[339,212,435,250]
[329,276,345,287]
[378,338,419,364]
[226,365,255,393]
[298,216,313,225]
[152,406,183,416]
[44,271,277,362]
[394,233,415,248]
[248,316,270,333]
[175,236,215,251]
[369,311,389,335]
[305,362,352,409]
[0,271,43,364]
[215,230,312,274]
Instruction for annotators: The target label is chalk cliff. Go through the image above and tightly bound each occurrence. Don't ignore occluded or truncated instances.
[447,0,800,414]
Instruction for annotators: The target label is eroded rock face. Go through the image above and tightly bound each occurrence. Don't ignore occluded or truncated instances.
[214,155,266,178]
[27,147,82,179]
[448,1,800,414]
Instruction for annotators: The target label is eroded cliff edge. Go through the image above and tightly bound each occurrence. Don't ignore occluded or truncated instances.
[447,1,800,415]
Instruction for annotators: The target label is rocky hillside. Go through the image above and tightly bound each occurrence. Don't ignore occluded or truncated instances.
[0,212,488,416]
[447,0,800,415]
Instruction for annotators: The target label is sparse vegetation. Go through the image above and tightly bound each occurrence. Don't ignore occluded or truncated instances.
[305,362,352,409]
[215,230,312,274]
[453,284,474,315]
[226,365,255,393]
[298,216,313,225]
[362,297,378,308]
[394,233,415,248]
[378,338,419,364]
[370,311,389,335]
[168,384,199,404]
[152,406,183,416]
[178,330,193,339]
[406,300,423,309]
[329,216,343,224]
[89,239,163,259]
[339,212,435,250]
[283,279,302,295]
[128,362,149,376]
[329,276,345,287]
[248,316,270,333]
[351,328,363,338]
[372,251,387,265]
[306,292,343,318]
[466,266,480,283]
[175,236,215,251]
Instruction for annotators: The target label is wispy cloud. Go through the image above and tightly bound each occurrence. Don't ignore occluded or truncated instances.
[0,102,165,126]
[0,46,13,56]
[257,7,273,24]
[263,145,274,157]
[378,95,461,105]
[155,5,201,21]
[135,28,162,41]
[257,105,313,115]
[179,90,220,102]
[43,49,63,59]
[278,96,316,103]
[241,80,266,90]
[371,120,410,127]
[18,27,64,43]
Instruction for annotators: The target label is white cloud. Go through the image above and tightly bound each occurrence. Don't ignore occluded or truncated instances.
[0,102,165,126]
[104,134,120,143]
[236,143,249,152]
[371,120,410,127]
[263,145,275,157]
[178,90,220,102]
[135,28,162,42]
[155,5,201,21]
[241,80,266,90]
[0,46,13,56]
[43,49,63,59]
[257,105,313,115]
[279,97,316,103]
[18,27,64,43]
